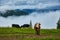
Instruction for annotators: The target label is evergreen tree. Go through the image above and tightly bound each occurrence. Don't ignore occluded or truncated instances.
[57,18,60,29]
[30,20,32,28]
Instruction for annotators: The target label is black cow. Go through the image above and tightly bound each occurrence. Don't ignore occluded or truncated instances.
[21,24,30,28]
[12,24,20,28]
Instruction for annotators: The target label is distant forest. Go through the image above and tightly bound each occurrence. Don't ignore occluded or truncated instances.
[0,10,29,17]
[0,5,60,17]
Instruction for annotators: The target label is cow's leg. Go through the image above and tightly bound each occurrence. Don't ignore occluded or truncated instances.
[36,29,40,35]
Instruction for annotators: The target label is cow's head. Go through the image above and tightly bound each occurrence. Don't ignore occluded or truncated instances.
[34,23,41,29]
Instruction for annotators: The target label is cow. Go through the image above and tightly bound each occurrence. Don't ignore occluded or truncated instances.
[21,24,30,28]
[34,23,41,35]
[12,24,20,28]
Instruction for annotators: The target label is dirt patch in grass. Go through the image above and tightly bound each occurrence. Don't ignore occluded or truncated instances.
[0,34,60,40]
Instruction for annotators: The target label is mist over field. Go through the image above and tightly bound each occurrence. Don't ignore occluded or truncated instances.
[0,0,60,29]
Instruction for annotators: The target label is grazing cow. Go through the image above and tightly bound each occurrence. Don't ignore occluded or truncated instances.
[34,23,41,35]
[21,24,30,28]
[12,24,20,28]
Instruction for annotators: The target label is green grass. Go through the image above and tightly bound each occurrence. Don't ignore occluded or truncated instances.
[0,27,60,34]
[40,29,60,34]
[0,27,60,40]
[23,38,60,40]
[0,27,34,34]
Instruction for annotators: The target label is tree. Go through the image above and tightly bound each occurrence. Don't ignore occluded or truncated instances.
[0,10,29,17]
[57,18,60,29]
[30,20,32,28]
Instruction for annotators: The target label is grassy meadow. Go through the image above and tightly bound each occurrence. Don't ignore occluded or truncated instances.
[0,27,60,40]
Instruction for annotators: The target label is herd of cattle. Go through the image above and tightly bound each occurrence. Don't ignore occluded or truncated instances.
[12,23,41,35]
[12,24,30,28]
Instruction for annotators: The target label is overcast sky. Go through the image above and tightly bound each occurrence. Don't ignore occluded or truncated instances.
[0,0,60,29]
[0,0,60,11]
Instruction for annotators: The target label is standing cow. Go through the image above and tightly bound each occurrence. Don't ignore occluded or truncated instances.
[21,24,30,28]
[34,23,41,35]
[12,24,20,28]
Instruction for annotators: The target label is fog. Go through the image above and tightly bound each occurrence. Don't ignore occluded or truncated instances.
[0,10,60,29]
[0,0,60,29]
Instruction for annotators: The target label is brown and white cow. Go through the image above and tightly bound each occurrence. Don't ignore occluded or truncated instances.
[34,23,41,35]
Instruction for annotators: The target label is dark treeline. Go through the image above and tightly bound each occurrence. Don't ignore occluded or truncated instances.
[0,5,60,17]
[57,18,60,29]
[0,10,29,17]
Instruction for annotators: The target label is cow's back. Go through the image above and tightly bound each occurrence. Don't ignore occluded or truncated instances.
[12,24,20,28]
